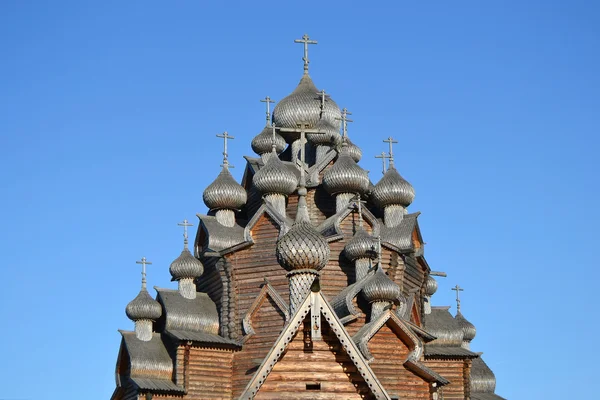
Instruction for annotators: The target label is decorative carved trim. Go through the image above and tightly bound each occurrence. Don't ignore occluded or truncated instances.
[241,281,289,343]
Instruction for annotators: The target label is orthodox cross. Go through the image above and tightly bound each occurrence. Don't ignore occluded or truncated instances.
[260,96,275,125]
[279,123,322,183]
[336,108,353,138]
[136,257,152,290]
[383,136,398,167]
[177,219,193,248]
[451,284,464,312]
[316,89,330,111]
[217,131,235,168]
[294,34,317,74]
[375,151,390,175]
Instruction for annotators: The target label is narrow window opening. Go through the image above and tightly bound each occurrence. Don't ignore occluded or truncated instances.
[306,383,321,391]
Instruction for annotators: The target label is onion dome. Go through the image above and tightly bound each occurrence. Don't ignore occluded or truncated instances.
[344,228,378,261]
[126,289,162,321]
[307,118,340,146]
[344,137,362,162]
[272,74,341,133]
[251,125,286,156]
[371,166,415,208]
[455,311,477,342]
[169,247,204,281]
[424,275,438,296]
[470,357,497,394]
[253,150,298,195]
[362,266,401,303]
[203,167,247,211]
[322,145,370,195]
[276,219,330,272]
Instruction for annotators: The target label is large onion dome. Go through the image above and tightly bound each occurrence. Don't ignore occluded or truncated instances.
[371,166,415,208]
[272,74,341,133]
[424,275,438,296]
[344,228,378,261]
[203,167,247,211]
[307,118,340,146]
[126,289,162,321]
[455,311,477,342]
[169,247,204,281]
[362,267,401,303]
[276,219,330,272]
[253,150,298,195]
[251,125,286,156]
[322,145,370,195]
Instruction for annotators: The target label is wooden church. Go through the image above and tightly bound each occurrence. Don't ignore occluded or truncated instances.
[111,35,505,400]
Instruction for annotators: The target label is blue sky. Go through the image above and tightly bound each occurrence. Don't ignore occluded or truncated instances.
[0,1,598,399]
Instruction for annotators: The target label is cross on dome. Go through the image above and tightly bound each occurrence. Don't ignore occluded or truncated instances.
[336,108,353,138]
[383,136,398,166]
[294,34,318,74]
[260,96,275,125]
[177,219,193,248]
[217,131,235,168]
[375,151,390,175]
[136,257,153,289]
[452,284,464,312]
[316,89,330,110]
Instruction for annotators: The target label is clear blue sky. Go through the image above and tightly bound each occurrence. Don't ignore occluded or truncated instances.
[0,1,598,399]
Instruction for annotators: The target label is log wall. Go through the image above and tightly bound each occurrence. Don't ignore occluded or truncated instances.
[423,359,470,399]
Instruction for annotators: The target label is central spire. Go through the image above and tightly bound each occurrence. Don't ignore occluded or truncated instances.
[294,33,317,74]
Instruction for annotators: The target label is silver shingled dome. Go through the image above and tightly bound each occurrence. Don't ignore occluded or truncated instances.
[126,289,162,321]
[344,228,378,261]
[307,118,341,146]
[272,74,341,133]
[276,220,330,272]
[344,137,362,162]
[251,125,286,156]
[253,150,298,195]
[371,166,415,208]
[203,167,247,211]
[362,267,401,303]
[455,311,477,341]
[322,145,370,195]
[425,275,438,296]
[169,248,204,281]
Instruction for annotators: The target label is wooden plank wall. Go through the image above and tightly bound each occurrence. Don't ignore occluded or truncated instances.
[255,318,374,400]
[367,323,431,399]
[173,345,234,399]
[422,359,468,399]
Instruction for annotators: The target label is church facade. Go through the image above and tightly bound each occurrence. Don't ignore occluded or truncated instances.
[111,35,505,400]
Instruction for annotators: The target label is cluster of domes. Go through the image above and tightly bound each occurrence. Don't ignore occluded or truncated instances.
[362,266,401,303]
[371,165,415,208]
[323,143,370,196]
[276,218,330,272]
[344,228,378,261]
[169,247,204,281]
[126,288,162,322]
[251,125,286,156]
[203,166,247,211]
[253,149,298,196]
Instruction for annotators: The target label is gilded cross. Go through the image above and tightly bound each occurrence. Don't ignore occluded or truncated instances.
[136,257,153,289]
[177,219,194,247]
[375,151,390,175]
[383,137,398,164]
[335,108,353,138]
[294,34,318,73]
[216,131,235,168]
[260,96,275,125]
[451,284,464,312]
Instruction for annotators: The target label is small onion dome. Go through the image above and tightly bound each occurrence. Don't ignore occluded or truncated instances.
[362,267,401,303]
[272,74,341,132]
[126,289,162,321]
[169,247,204,281]
[251,125,286,156]
[203,167,247,211]
[455,311,477,341]
[424,275,438,296]
[322,146,370,195]
[344,137,362,162]
[371,166,415,208]
[344,228,378,261]
[253,150,298,195]
[276,220,330,272]
[307,118,340,146]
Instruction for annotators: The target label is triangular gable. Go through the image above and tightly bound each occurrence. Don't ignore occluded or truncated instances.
[409,292,422,326]
[240,291,390,400]
[318,197,381,241]
[242,280,289,343]
[353,312,449,386]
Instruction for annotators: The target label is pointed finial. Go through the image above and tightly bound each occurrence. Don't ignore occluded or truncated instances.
[260,96,275,125]
[177,219,194,248]
[271,123,278,152]
[136,257,153,290]
[335,108,353,139]
[451,284,464,312]
[383,137,398,166]
[377,235,382,264]
[296,122,311,221]
[294,34,318,74]
[375,151,390,175]
[216,131,235,169]
[356,193,366,227]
